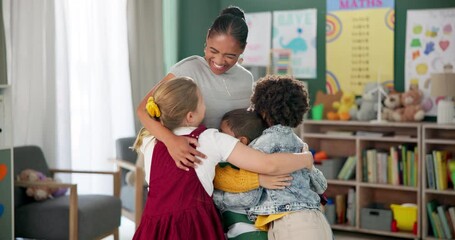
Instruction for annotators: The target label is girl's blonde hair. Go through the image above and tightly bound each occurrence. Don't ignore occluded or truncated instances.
[133,77,199,151]
[153,76,199,130]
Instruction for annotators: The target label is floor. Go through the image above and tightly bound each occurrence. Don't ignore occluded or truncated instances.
[107,217,393,240]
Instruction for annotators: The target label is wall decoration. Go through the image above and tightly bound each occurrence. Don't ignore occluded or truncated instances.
[242,12,272,66]
[405,8,455,116]
[326,0,395,95]
[273,9,317,78]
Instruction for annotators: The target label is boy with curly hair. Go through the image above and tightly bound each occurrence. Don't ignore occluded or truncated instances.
[215,75,332,240]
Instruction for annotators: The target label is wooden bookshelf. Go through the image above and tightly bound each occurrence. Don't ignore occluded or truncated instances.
[421,124,455,240]
[299,120,421,239]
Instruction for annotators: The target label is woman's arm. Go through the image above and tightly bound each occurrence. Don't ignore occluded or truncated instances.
[137,73,205,171]
[227,142,313,175]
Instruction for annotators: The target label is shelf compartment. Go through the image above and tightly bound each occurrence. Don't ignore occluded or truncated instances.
[304,138,356,158]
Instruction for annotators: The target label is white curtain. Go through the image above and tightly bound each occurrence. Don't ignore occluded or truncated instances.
[6,0,135,194]
[127,0,164,132]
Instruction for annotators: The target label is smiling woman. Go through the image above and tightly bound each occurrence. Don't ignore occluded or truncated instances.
[137,5,254,169]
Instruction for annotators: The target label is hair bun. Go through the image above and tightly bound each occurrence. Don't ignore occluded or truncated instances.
[220,6,245,21]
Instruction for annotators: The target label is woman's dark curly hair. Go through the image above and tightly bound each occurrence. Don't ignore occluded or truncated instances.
[251,75,310,127]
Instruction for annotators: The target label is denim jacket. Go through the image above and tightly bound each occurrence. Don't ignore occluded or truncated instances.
[213,125,327,217]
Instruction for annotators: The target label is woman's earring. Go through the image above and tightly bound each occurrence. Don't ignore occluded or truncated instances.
[238,54,244,64]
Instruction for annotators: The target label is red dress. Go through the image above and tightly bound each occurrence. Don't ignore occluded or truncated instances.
[133,126,225,240]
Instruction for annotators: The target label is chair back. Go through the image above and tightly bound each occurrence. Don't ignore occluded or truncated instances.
[13,146,51,207]
[115,137,137,163]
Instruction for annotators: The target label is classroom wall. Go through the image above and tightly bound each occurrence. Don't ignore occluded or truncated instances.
[177,0,455,103]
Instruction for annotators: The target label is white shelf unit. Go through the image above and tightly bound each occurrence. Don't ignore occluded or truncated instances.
[421,124,455,240]
[299,120,421,239]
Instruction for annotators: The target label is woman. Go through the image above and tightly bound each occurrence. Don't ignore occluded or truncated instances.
[137,6,253,170]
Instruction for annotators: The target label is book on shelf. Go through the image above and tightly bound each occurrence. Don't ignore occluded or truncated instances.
[433,150,449,190]
[390,146,400,185]
[437,205,453,239]
[449,207,455,236]
[448,159,455,189]
[366,149,377,183]
[432,211,445,238]
[445,206,455,237]
[346,188,356,226]
[427,200,441,238]
[337,156,356,180]
[335,194,346,224]
[426,153,436,189]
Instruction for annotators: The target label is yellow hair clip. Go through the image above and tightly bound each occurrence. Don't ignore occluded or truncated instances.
[146,97,161,118]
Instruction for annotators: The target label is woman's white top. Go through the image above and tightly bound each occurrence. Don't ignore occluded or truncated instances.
[141,127,239,195]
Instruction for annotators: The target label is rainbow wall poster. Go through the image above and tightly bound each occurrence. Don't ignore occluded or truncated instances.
[326,0,395,95]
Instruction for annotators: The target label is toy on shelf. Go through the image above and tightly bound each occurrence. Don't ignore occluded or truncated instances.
[356,82,387,121]
[327,92,357,121]
[392,89,425,122]
[382,90,402,121]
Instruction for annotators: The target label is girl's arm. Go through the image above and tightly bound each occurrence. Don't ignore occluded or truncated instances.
[137,73,206,171]
[214,164,292,192]
[226,142,313,175]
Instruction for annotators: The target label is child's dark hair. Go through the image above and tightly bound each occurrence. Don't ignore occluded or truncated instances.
[251,75,310,128]
[221,108,267,142]
[208,6,248,49]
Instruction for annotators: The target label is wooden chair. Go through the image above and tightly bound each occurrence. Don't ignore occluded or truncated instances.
[112,137,147,229]
[14,145,121,240]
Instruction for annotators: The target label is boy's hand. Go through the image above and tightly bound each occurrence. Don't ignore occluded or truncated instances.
[166,135,206,171]
[259,174,293,189]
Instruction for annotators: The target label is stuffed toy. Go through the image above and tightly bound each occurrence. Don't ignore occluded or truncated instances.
[327,92,357,121]
[356,83,384,121]
[17,169,67,201]
[314,91,343,120]
[382,91,402,121]
[392,89,425,122]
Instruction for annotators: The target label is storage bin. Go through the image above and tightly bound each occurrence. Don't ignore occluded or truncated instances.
[390,203,417,232]
[360,204,392,232]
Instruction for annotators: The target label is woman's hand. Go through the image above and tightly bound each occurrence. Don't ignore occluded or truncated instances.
[166,135,206,171]
[259,174,293,189]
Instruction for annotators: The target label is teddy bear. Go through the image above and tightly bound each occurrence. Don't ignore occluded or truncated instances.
[392,89,425,122]
[17,169,67,201]
[382,91,402,121]
[356,83,385,121]
[327,92,357,121]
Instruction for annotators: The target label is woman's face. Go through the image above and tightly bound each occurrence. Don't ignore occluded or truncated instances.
[204,34,244,75]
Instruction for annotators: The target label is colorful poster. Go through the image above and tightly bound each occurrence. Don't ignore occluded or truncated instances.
[242,12,272,67]
[326,0,395,95]
[273,9,317,78]
[405,8,455,116]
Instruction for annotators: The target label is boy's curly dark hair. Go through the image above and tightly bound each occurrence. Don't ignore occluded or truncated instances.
[251,75,310,127]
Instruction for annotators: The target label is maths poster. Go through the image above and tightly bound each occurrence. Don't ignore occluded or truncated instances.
[273,9,317,78]
[405,8,455,116]
[326,0,394,94]
[242,12,272,67]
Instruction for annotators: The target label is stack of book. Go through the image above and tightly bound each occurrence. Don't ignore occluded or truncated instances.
[425,150,455,190]
[427,200,455,238]
[361,144,418,186]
